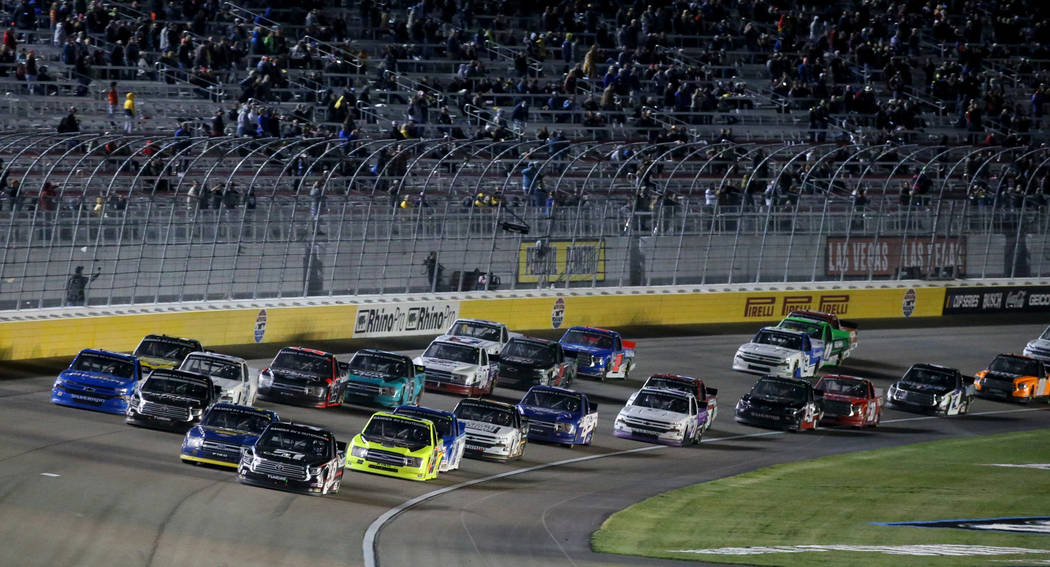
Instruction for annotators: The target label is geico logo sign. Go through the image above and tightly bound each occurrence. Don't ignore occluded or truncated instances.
[1030,293,1050,306]
[950,294,980,309]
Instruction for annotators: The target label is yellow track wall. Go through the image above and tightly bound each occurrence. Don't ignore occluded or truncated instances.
[0,287,944,361]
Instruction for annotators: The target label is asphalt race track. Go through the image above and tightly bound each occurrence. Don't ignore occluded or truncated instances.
[1,322,1049,567]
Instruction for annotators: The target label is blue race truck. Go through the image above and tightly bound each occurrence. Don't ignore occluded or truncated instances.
[558,326,636,380]
[516,385,598,447]
[51,348,143,415]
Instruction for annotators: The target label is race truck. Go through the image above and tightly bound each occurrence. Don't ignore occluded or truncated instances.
[887,363,974,416]
[783,310,858,366]
[342,349,425,408]
[51,348,142,415]
[453,398,529,461]
[640,374,718,432]
[180,403,279,468]
[345,411,445,481]
[438,318,518,356]
[814,374,883,427]
[558,326,636,381]
[613,387,704,446]
[1022,325,1050,361]
[516,385,598,447]
[732,327,822,378]
[735,375,823,431]
[179,351,255,406]
[498,335,576,390]
[257,346,349,409]
[238,421,345,496]
[132,334,204,372]
[415,336,498,396]
[393,405,466,472]
[974,353,1050,403]
[126,368,219,431]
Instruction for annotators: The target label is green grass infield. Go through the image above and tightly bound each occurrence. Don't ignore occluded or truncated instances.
[592,429,1050,566]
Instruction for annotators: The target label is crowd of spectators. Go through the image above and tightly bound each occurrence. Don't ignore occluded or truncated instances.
[0,0,1047,213]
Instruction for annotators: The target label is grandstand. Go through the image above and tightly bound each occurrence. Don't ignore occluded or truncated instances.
[0,0,1048,307]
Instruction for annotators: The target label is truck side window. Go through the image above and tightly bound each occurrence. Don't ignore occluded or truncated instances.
[481,351,488,366]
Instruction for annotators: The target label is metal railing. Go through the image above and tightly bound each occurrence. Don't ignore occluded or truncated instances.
[0,135,1048,309]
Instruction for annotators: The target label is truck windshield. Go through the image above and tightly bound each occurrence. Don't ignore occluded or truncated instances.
[349,353,407,377]
[632,391,688,413]
[201,407,273,434]
[502,339,554,364]
[903,367,956,388]
[134,338,196,361]
[454,402,516,427]
[778,320,822,339]
[752,379,807,402]
[449,321,502,341]
[363,416,431,450]
[180,355,241,381]
[71,353,135,379]
[645,376,694,395]
[141,374,208,399]
[817,378,868,397]
[520,390,581,412]
[395,408,453,438]
[271,350,331,377]
[989,356,1042,377]
[422,342,477,364]
[561,329,613,349]
[257,427,331,458]
[753,330,803,350]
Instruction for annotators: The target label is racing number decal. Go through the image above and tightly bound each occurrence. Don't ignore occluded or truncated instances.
[613,353,623,372]
[803,403,816,427]
[865,401,877,423]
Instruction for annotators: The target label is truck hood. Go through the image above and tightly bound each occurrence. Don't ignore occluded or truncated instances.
[347,370,398,385]
[139,356,177,369]
[435,335,501,352]
[561,344,610,357]
[210,377,243,393]
[744,394,805,411]
[270,368,326,384]
[738,343,799,359]
[417,357,478,374]
[141,391,205,408]
[256,447,330,467]
[821,392,868,403]
[985,370,1027,382]
[617,404,687,423]
[519,405,576,423]
[59,369,136,389]
[200,426,260,445]
[460,419,515,437]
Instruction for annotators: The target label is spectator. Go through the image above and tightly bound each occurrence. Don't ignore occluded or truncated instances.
[123,92,136,134]
[65,265,101,306]
[57,107,79,134]
[106,82,118,122]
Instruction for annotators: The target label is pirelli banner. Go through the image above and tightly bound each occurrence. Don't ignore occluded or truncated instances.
[943,286,1050,314]
[826,236,966,277]
[517,240,606,284]
[458,287,946,333]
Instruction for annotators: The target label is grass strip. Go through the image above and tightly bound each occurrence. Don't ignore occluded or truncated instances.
[592,429,1050,566]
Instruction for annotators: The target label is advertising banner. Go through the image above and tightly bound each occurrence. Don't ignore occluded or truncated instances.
[943,286,1050,314]
[353,301,460,338]
[518,240,606,284]
[826,236,966,277]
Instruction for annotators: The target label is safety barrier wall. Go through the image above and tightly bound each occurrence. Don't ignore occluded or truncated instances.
[0,281,967,361]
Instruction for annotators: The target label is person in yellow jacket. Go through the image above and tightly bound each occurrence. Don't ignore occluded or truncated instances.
[123,92,135,134]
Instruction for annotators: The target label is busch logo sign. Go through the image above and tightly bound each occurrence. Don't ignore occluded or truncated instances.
[353,301,460,338]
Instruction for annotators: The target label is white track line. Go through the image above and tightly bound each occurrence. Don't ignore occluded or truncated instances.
[361,406,1045,567]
